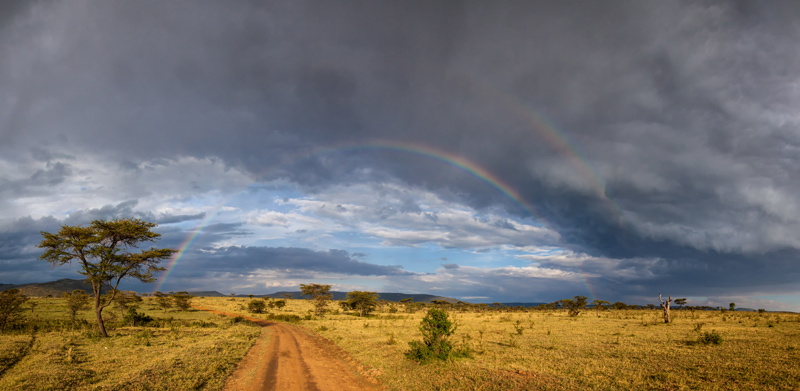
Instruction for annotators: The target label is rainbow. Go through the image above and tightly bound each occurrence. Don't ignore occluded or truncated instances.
[576,269,598,303]
[156,77,625,295]
[153,202,228,292]
[449,72,625,219]
[154,140,550,292]
[322,140,547,222]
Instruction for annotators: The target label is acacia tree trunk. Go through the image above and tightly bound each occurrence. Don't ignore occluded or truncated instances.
[95,297,108,337]
[93,282,111,337]
[659,294,672,323]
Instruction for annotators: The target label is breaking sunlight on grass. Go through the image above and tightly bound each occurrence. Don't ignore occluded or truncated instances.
[198,297,800,391]
[0,296,261,391]
[4,295,800,390]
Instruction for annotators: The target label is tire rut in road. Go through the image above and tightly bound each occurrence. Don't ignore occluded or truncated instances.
[192,306,379,391]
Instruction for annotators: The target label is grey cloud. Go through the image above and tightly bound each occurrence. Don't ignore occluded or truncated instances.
[153,213,205,225]
[62,200,140,226]
[2,1,800,301]
[442,263,459,269]
[185,246,411,277]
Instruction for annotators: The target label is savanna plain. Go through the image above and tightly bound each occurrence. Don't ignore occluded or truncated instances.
[2,295,799,390]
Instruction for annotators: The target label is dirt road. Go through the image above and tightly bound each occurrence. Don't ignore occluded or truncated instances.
[193,306,380,391]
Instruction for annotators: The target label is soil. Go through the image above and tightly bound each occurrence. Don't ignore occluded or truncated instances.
[193,306,381,391]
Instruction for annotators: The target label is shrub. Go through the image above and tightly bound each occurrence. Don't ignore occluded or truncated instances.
[267,314,302,323]
[123,307,154,327]
[406,308,470,362]
[248,300,267,314]
[698,330,723,345]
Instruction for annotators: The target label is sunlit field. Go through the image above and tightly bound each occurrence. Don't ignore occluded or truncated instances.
[3,295,799,390]
[196,297,800,391]
[0,297,260,391]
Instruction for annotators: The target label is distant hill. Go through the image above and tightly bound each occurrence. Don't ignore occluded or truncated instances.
[0,281,459,303]
[186,291,227,297]
[500,302,549,308]
[0,278,103,297]
[261,291,460,303]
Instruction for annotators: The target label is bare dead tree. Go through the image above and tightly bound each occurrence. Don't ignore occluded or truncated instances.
[659,294,672,323]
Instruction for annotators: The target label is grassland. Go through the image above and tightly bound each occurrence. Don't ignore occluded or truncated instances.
[197,297,800,391]
[0,297,261,390]
[3,295,800,390]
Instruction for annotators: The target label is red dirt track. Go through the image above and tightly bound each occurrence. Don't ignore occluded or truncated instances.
[193,306,380,391]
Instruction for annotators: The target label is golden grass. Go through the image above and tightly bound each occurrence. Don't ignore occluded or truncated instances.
[0,297,261,391]
[199,297,800,390]
[6,296,799,390]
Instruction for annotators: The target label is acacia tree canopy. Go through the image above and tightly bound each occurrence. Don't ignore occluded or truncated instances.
[38,218,175,337]
[344,291,379,317]
[300,283,332,315]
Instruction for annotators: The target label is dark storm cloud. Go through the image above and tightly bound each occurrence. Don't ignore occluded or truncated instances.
[184,246,411,277]
[2,1,800,299]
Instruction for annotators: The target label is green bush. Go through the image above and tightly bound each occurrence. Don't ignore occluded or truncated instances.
[698,330,723,345]
[123,307,154,327]
[247,300,267,314]
[267,314,302,323]
[406,308,471,362]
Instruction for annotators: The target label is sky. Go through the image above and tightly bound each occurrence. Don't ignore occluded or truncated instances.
[2,1,800,310]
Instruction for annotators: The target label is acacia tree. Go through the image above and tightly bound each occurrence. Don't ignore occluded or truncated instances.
[154,291,173,313]
[344,291,379,317]
[674,298,687,309]
[110,290,143,318]
[172,291,194,311]
[0,289,29,332]
[38,218,176,337]
[62,289,90,327]
[560,295,588,316]
[300,283,332,316]
[591,299,610,313]
[248,300,266,314]
[400,297,415,313]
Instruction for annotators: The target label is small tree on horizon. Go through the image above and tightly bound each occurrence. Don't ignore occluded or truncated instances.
[154,291,172,313]
[173,291,194,311]
[611,301,628,310]
[674,298,687,309]
[591,299,610,312]
[248,300,266,314]
[300,283,332,316]
[344,291,379,316]
[38,218,176,337]
[400,297,415,313]
[560,295,588,316]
